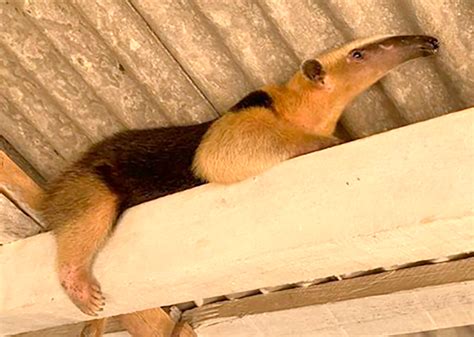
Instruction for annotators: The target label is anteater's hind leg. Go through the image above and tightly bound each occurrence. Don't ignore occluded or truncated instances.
[42,174,118,316]
[55,194,116,315]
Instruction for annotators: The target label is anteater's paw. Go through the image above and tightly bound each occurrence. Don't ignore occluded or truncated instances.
[59,266,106,316]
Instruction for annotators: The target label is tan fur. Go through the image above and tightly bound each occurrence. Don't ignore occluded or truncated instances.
[194,34,435,184]
[41,173,117,266]
[40,173,117,315]
[193,80,347,184]
[54,186,116,268]
[193,105,341,183]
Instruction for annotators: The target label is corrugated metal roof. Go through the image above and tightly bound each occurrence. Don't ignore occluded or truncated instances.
[0,0,473,180]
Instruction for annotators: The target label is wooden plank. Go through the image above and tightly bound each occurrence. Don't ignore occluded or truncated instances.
[398,325,474,337]
[80,318,106,337]
[13,310,194,337]
[172,323,197,337]
[12,317,123,337]
[0,151,44,225]
[189,258,474,336]
[184,257,474,326]
[0,149,44,244]
[12,258,472,337]
[118,308,176,337]
[0,137,45,187]
[0,109,473,335]
[0,194,41,244]
[11,309,197,337]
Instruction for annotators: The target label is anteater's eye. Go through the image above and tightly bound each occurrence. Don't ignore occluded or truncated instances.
[350,49,364,60]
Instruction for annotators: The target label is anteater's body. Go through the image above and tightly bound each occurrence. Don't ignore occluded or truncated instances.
[40,35,439,316]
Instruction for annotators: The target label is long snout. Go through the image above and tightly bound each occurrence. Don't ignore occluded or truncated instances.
[376,35,440,60]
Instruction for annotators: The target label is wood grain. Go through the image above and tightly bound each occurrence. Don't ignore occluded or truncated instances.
[0,194,41,244]
[0,150,44,225]
[1,109,472,334]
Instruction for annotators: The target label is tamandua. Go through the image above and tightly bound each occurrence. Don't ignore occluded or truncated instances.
[40,34,439,316]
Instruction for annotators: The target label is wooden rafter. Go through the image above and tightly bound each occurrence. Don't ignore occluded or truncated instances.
[185,257,474,336]
[0,151,44,243]
[0,150,44,225]
[1,108,473,335]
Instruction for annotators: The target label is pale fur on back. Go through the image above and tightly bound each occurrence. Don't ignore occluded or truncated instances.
[193,109,292,183]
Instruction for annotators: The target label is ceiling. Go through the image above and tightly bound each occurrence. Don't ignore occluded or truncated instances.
[1,0,472,180]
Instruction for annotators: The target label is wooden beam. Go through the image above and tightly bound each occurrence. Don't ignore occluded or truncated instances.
[102,330,196,337]
[13,309,196,337]
[171,323,197,337]
[397,326,474,337]
[184,257,474,336]
[9,296,191,337]
[80,319,106,337]
[0,150,44,225]
[0,137,45,187]
[0,150,44,243]
[12,317,123,337]
[0,109,473,334]
[118,307,177,337]
[14,258,473,337]
[0,194,41,244]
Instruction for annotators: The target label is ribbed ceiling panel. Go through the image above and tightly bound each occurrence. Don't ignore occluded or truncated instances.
[0,0,472,179]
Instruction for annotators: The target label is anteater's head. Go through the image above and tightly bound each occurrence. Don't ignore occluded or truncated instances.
[286,35,439,135]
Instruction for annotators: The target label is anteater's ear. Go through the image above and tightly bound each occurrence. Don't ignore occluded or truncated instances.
[301,59,325,83]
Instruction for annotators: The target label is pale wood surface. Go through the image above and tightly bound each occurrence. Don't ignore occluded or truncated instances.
[13,258,473,337]
[80,318,106,337]
[184,258,474,334]
[1,109,473,335]
[119,308,176,337]
[12,317,123,337]
[0,150,44,243]
[195,281,473,337]
[399,326,474,337]
[171,323,198,337]
[0,136,45,187]
[0,194,41,244]
[13,310,195,337]
[0,150,44,225]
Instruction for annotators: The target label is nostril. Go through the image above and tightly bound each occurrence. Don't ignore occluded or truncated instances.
[428,37,440,50]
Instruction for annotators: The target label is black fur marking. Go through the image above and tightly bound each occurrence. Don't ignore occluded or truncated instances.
[76,121,215,214]
[229,90,273,112]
